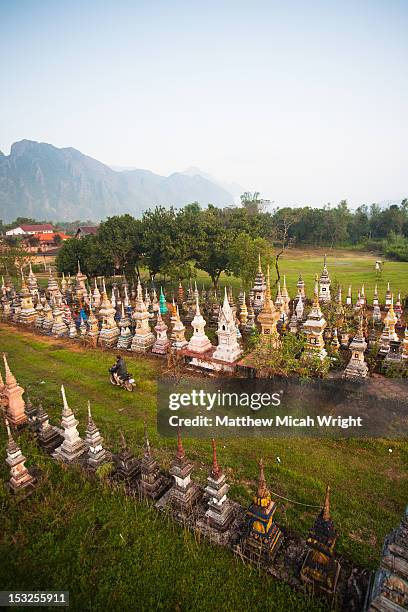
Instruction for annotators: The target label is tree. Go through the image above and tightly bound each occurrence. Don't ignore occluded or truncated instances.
[228,233,273,290]
[192,206,234,288]
[240,192,263,215]
[56,236,111,276]
[270,207,303,284]
[141,207,194,282]
[96,215,143,278]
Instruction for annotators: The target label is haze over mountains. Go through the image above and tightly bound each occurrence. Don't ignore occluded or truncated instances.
[0,140,235,222]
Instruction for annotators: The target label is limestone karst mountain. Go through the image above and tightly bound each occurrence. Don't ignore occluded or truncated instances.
[0,140,234,222]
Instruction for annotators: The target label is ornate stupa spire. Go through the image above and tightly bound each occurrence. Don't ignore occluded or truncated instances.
[176,428,185,460]
[152,306,170,354]
[252,253,266,313]
[343,316,368,379]
[61,384,73,417]
[258,265,280,344]
[319,255,331,303]
[144,420,151,458]
[3,353,17,388]
[211,438,221,479]
[256,458,270,502]
[322,484,331,521]
[84,400,109,470]
[187,291,212,354]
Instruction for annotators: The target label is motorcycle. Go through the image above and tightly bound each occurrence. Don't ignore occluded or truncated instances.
[109,369,135,392]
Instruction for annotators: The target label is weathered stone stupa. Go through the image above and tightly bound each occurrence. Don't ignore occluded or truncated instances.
[2,353,27,428]
[205,439,234,531]
[53,385,86,463]
[213,288,243,363]
[5,418,37,494]
[130,279,155,353]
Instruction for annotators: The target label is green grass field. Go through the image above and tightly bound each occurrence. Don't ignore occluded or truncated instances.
[1,322,407,611]
[2,247,408,611]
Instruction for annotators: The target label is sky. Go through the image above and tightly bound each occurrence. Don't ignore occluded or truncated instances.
[1,0,407,207]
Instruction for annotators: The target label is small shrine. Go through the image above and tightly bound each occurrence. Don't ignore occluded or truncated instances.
[53,385,86,463]
[252,255,267,313]
[130,279,155,353]
[36,404,63,454]
[319,256,331,303]
[171,306,188,350]
[186,295,212,354]
[343,318,369,379]
[84,402,110,470]
[112,431,140,484]
[204,439,234,532]
[152,309,170,355]
[19,271,37,325]
[365,505,408,611]
[302,281,327,360]
[257,266,280,346]
[98,281,120,348]
[240,459,283,564]
[168,430,201,515]
[139,422,169,500]
[117,303,133,350]
[2,353,27,428]
[212,288,243,363]
[300,485,340,597]
[4,418,37,495]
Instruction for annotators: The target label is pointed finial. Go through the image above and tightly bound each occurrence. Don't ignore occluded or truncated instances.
[258,253,262,272]
[102,277,107,294]
[61,384,72,417]
[5,417,12,440]
[257,458,269,499]
[77,260,81,273]
[195,293,200,316]
[176,428,185,460]
[87,400,92,422]
[3,353,17,387]
[211,439,221,478]
[322,484,331,521]
[144,420,151,457]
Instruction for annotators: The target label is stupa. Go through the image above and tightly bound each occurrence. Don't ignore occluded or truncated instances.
[240,459,283,563]
[2,353,27,427]
[205,439,234,531]
[296,274,306,300]
[171,306,188,350]
[343,318,369,379]
[139,422,168,500]
[257,266,280,346]
[117,303,133,350]
[239,294,248,328]
[252,255,267,314]
[113,431,140,484]
[27,262,39,298]
[152,309,170,355]
[35,301,44,328]
[168,430,201,515]
[213,288,243,363]
[84,402,110,470]
[130,279,155,352]
[303,280,327,359]
[5,418,37,495]
[98,280,120,348]
[53,385,86,463]
[346,286,352,306]
[75,260,88,301]
[37,404,63,453]
[385,282,392,310]
[365,505,408,611]
[92,278,101,308]
[87,305,100,344]
[159,287,168,315]
[42,301,54,333]
[319,255,331,303]
[51,305,69,338]
[19,271,37,325]
[300,485,341,596]
[186,295,212,354]
[177,282,185,306]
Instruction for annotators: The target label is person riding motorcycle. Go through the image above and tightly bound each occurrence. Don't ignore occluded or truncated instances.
[109,355,129,382]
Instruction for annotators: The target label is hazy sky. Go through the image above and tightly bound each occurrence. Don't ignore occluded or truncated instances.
[1,0,407,207]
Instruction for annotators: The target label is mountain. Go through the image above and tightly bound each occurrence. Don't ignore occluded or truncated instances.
[182,166,245,201]
[0,140,235,222]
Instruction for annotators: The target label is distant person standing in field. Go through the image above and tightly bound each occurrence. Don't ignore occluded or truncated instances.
[375,260,383,277]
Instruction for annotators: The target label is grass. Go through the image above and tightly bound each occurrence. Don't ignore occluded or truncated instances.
[0,326,407,611]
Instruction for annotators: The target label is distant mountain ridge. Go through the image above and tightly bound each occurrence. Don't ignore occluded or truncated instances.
[0,140,234,222]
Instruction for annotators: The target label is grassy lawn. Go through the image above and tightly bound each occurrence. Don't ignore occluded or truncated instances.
[1,325,407,611]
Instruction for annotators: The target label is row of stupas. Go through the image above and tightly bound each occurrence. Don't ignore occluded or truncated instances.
[1,258,408,379]
[2,374,407,609]
[0,377,339,598]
